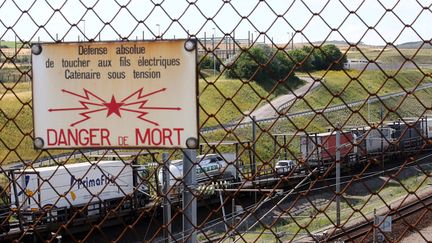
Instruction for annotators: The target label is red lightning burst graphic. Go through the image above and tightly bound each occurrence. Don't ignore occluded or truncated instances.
[49,88,181,127]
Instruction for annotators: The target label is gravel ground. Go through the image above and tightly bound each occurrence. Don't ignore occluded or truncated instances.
[396,198,432,242]
[400,224,432,242]
[346,182,432,242]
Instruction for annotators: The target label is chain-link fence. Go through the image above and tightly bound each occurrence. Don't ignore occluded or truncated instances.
[1,0,432,242]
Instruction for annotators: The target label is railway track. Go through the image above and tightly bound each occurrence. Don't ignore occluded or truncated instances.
[326,190,432,242]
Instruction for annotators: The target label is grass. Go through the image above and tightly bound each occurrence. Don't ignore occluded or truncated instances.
[0,41,30,49]
[346,47,432,65]
[199,75,302,127]
[0,82,33,162]
[288,69,432,113]
[199,77,270,127]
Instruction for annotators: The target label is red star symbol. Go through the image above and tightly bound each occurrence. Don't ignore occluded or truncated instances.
[103,95,124,117]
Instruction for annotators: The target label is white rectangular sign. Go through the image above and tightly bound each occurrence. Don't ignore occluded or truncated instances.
[32,40,197,149]
[376,215,392,232]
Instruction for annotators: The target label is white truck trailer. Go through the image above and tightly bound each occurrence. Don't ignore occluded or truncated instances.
[10,160,149,221]
[158,153,242,198]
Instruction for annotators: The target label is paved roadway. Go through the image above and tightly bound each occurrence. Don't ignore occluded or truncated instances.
[242,76,321,123]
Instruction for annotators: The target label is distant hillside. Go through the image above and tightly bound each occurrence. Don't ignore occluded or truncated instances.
[397,41,432,49]
[0,41,30,49]
[309,40,432,50]
[310,40,363,47]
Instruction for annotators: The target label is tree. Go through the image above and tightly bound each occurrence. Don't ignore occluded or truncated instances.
[225,45,296,84]
[299,44,347,71]
[288,48,314,71]
[321,44,347,70]
[199,55,221,72]
[302,46,326,70]
[225,46,268,81]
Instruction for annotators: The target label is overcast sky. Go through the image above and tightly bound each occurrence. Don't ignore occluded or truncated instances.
[0,0,431,46]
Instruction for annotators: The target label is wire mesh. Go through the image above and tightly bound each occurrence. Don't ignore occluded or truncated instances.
[1,0,432,242]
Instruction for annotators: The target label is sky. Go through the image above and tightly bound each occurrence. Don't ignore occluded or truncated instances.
[0,0,431,46]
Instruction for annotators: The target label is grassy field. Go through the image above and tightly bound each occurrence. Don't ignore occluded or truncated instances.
[0,41,29,49]
[346,47,432,65]
[199,77,273,127]
[0,82,35,163]
[199,76,302,127]
[288,69,432,113]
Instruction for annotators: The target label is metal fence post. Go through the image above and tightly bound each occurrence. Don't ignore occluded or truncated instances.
[373,208,377,243]
[183,149,197,243]
[252,116,257,203]
[336,124,341,227]
[162,153,172,243]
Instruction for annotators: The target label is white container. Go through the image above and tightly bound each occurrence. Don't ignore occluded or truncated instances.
[158,153,240,188]
[353,127,393,154]
[10,160,135,211]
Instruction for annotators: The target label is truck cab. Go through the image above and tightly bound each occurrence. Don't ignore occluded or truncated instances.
[275,160,296,174]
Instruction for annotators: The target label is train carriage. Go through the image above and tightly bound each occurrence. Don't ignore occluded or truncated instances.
[9,161,149,224]
[300,131,356,167]
[352,127,393,157]
[386,118,428,153]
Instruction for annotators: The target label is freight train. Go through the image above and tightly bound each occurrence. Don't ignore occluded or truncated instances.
[0,153,242,234]
[300,117,432,168]
[1,160,150,233]
[1,117,431,236]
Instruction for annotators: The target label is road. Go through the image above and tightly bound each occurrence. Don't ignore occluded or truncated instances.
[242,77,321,123]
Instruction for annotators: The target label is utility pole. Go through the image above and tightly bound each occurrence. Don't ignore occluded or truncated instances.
[380,105,384,169]
[212,28,216,76]
[292,32,294,50]
[336,124,341,227]
[182,149,197,243]
[162,153,172,243]
[252,116,257,203]
[368,84,371,123]
[156,24,161,38]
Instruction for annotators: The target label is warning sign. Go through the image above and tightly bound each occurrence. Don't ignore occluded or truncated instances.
[32,40,197,149]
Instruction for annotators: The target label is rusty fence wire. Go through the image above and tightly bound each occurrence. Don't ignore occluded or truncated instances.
[1,0,432,242]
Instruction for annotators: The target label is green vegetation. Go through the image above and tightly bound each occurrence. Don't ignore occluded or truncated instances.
[0,41,29,49]
[346,46,432,65]
[225,45,297,83]
[301,44,347,71]
[289,69,432,112]
[199,55,222,72]
[0,82,34,162]
[199,76,304,127]
[224,44,345,85]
